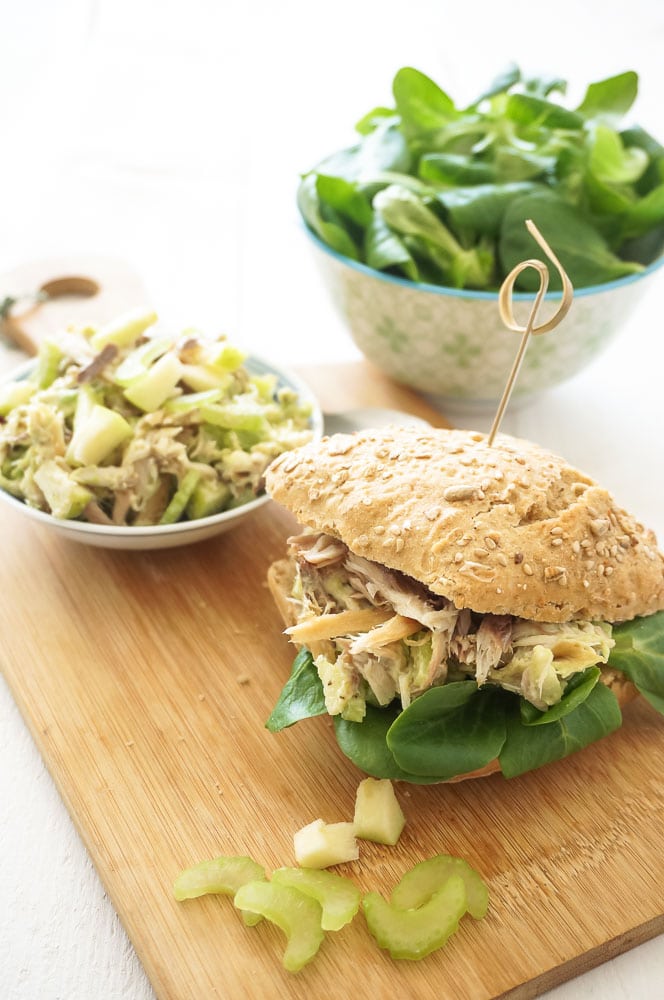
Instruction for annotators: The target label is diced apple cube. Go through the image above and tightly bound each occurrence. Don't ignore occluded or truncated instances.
[123,351,182,412]
[0,380,35,416]
[179,363,232,393]
[353,778,406,846]
[293,819,359,869]
[90,307,158,350]
[67,404,133,466]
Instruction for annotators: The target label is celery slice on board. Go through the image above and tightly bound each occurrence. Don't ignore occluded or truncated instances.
[173,855,266,901]
[391,854,489,919]
[271,867,360,931]
[173,855,267,926]
[234,880,325,973]
[363,874,467,960]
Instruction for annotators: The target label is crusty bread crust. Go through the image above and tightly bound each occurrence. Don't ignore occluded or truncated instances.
[267,555,639,783]
[265,426,664,624]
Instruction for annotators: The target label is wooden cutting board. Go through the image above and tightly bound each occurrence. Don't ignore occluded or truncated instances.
[1,261,663,1000]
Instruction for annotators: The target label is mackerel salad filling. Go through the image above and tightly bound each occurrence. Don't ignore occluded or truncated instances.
[285,531,614,721]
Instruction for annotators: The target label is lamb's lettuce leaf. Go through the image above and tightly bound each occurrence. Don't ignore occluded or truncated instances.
[499,681,622,779]
[608,612,664,714]
[299,65,664,290]
[265,648,327,732]
[386,682,507,779]
[334,704,427,782]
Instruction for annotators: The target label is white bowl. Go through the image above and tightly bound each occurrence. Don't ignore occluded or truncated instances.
[0,355,323,550]
[304,224,664,408]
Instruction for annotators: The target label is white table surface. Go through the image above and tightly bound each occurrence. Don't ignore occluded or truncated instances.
[2,2,663,997]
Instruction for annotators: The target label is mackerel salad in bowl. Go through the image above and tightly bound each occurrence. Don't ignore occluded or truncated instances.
[0,309,322,549]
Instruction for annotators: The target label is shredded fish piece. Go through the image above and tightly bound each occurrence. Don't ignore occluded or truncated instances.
[349,615,422,654]
[286,606,393,643]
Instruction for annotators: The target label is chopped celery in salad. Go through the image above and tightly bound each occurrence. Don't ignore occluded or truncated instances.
[0,308,315,526]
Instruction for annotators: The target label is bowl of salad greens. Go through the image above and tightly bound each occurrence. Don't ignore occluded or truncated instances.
[0,310,322,550]
[298,65,664,406]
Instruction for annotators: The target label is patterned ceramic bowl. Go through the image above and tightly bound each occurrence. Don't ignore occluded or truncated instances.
[304,225,664,410]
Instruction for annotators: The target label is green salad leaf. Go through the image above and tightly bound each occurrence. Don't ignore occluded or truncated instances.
[519,667,601,726]
[265,648,327,732]
[386,683,507,779]
[334,704,425,782]
[499,681,622,779]
[299,65,664,289]
[608,612,664,714]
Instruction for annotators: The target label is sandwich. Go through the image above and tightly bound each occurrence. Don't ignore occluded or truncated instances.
[264,425,664,782]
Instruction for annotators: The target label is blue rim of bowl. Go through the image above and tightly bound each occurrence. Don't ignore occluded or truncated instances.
[0,354,324,538]
[301,220,664,300]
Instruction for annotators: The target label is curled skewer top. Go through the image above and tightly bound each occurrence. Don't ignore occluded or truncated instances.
[487,220,574,446]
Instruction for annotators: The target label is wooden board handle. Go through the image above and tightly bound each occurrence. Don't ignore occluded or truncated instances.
[0,255,150,355]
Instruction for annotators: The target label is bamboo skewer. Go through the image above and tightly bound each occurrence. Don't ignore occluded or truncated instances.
[487,220,574,446]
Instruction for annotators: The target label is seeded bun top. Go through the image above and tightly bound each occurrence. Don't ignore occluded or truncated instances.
[265,426,664,623]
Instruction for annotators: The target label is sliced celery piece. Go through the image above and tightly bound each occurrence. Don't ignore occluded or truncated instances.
[173,855,266,900]
[185,478,231,519]
[271,867,360,931]
[33,460,93,519]
[390,854,489,919]
[249,373,278,402]
[363,874,467,960]
[199,401,268,435]
[163,389,223,415]
[90,307,158,350]
[234,880,325,973]
[159,469,202,524]
[205,342,246,371]
[173,854,267,927]
[35,340,64,389]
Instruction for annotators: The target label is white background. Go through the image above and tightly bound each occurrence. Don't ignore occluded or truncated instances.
[1,1,663,997]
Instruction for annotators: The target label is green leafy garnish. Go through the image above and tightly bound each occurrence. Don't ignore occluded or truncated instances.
[386,683,507,779]
[609,612,664,714]
[265,648,327,732]
[300,66,664,290]
[499,681,622,779]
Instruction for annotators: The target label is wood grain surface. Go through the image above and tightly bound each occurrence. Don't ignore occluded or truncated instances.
[1,265,663,999]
